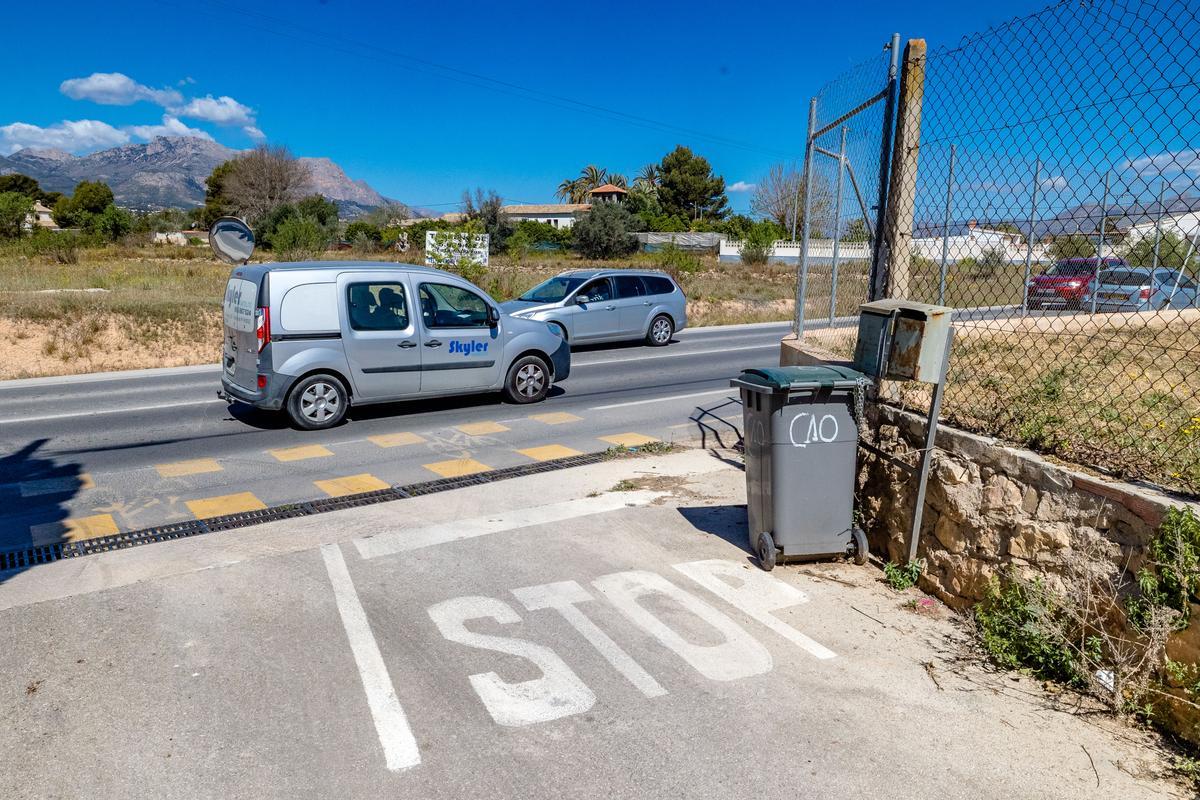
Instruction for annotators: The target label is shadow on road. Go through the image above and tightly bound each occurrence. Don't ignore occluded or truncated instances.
[0,439,80,583]
[676,505,752,557]
[686,398,744,451]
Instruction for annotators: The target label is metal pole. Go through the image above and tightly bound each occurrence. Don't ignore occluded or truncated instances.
[793,98,818,337]
[937,144,957,306]
[829,126,848,323]
[1091,173,1109,315]
[1150,181,1165,272]
[792,98,817,243]
[868,32,902,302]
[1021,158,1042,315]
[907,326,955,564]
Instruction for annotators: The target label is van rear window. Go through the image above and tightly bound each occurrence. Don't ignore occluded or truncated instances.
[643,276,676,295]
[223,278,258,332]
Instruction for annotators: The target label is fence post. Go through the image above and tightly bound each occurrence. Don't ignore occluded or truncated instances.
[1021,157,1042,315]
[868,32,902,302]
[829,126,848,323]
[880,38,927,300]
[937,144,957,305]
[793,98,818,337]
[1150,181,1165,272]
[1091,173,1109,315]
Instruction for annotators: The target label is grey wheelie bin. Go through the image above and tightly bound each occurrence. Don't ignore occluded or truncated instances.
[731,365,868,570]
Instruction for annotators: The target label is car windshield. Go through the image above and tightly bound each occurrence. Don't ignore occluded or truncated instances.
[1044,261,1097,277]
[519,276,585,303]
[1099,269,1149,286]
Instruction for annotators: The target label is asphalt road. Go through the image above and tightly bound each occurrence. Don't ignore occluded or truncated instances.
[0,322,790,550]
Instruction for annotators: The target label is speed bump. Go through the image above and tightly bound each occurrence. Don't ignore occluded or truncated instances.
[518,444,583,461]
[30,513,119,545]
[155,458,223,478]
[599,433,659,447]
[456,421,509,436]
[269,444,334,462]
[423,458,491,478]
[186,492,267,519]
[315,473,390,497]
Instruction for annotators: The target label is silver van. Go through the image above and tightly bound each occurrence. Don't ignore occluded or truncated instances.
[220,261,570,430]
[500,269,687,346]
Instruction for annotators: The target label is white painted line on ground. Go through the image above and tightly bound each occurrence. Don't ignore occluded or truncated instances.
[321,543,421,772]
[0,398,226,425]
[0,363,220,391]
[354,491,664,560]
[589,389,734,411]
[576,343,775,368]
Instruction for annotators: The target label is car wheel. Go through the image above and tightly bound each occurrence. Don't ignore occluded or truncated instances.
[503,355,550,404]
[287,374,349,430]
[646,314,673,347]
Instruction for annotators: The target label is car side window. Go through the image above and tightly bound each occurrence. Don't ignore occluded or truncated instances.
[643,276,675,295]
[347,282,409,331]
[614,275,646,298]
[419,282,490,328]
[577,279,612,303]
[1178,274,1198,290]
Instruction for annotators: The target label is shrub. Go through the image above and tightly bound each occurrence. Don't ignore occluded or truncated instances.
[272,216,329,261]
[740,221,777,266]
[573,202,637,259]
[344,220,382,245]
[883,559,923,591]
[654,243,701,280]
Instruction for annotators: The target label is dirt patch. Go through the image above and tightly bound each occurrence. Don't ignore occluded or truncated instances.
[0,312,222,379]
[610,473,710,505]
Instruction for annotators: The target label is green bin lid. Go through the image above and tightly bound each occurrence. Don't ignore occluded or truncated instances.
[736,365,865,391]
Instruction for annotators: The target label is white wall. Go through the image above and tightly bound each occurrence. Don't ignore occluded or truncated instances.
[506,213,579,229]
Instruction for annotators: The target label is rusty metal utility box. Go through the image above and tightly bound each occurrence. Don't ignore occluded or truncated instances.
[853,299,952,383]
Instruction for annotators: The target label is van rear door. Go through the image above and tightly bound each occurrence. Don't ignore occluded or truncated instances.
[223,273,262,391]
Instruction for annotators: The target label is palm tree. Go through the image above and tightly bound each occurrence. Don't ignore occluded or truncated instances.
[606,173,628,189]
[636,163,659,188]
[556,177,578,203]
[580,164,607,191]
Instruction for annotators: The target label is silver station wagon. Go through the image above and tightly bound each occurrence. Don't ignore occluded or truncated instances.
[220,261,570,430]
[500,269,687,346]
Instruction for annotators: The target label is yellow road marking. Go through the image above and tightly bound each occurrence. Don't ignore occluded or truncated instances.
[599,432,660,447]
[18,472,94,497]
[530,412,582,425]
[269,444,334,462]
[155,458,223,478]
[456,421,509,436]
[424,458,491,478]
[315,473,391,497]
[518,444,583,462]
[368,431,426,448]
[30,513,119,545]
[186,491,267,519]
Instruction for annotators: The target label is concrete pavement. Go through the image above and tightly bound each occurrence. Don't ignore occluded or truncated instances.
[0,449,1182,799]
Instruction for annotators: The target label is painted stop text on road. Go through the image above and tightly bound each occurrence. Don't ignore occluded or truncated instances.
[322,547,836,773]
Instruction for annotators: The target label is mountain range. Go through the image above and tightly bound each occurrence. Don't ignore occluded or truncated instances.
[0,136,392,217]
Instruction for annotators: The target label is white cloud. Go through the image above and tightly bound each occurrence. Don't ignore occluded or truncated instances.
[243,125,266,142]
[60,72,181,107]
[728,180,756,192]
[0,119,129,154]
[1122,149,1200,177]
[125,115,213,142]
[173,95,256,126]
[178,76,196,86]
[1039,175,1069,192]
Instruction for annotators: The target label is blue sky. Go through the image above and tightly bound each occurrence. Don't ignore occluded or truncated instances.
[2,0,1052,211]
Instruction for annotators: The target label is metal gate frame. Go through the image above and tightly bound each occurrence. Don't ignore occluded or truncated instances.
[793,33,901,337]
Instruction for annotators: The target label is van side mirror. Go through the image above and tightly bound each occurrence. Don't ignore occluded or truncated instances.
[487,305,501,326]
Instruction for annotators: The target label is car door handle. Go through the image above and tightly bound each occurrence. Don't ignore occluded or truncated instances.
[604,305,616,311]
[643,300,651,306]
[425,340,442,348]
[397,340,417,349]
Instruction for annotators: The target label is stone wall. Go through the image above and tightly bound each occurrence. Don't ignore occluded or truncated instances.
[856,403,1200,744]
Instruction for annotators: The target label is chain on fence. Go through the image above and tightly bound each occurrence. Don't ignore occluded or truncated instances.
[872,0,1200,495]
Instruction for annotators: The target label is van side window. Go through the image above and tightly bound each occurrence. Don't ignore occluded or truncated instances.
[614,275,646,298]
[348,282,409,331]
[419,283,490,328]
[643,276,675,295]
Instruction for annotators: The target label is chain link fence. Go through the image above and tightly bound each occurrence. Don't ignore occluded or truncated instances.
[893,0,1200,495]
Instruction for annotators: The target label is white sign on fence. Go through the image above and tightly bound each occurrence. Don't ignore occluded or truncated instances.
[425,231,489,268]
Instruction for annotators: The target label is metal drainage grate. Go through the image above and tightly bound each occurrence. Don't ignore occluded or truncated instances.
[0,450,615,571]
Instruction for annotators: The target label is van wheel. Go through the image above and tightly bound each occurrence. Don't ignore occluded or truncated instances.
[646,314,673,346]
[503,355,550,404]
[287,374,349,430]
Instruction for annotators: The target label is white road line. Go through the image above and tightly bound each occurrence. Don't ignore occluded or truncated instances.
[0,398,226,425]
[354,491,664,560]
[589,389,735,411]
[321,543,421,772]
[575,342,775,367]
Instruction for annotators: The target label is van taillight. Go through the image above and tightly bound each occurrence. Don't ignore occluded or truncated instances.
[255,307,270,352]
[1139,287,1152,300]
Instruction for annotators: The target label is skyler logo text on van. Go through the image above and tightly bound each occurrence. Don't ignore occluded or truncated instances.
[448,340,489,357]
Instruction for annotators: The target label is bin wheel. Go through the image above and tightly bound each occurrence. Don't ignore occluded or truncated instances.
[850,528,868,566]
[757,531,777,571]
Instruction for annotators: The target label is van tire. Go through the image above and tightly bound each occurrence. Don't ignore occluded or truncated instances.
[646,314,673,346]
[502,355,550,404]
[287,374,349,430]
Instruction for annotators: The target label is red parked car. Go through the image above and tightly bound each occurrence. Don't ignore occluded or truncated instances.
[1026,256,1129,310]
